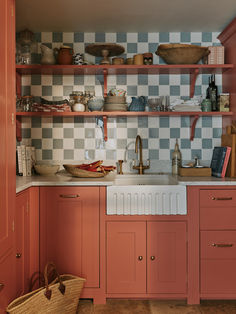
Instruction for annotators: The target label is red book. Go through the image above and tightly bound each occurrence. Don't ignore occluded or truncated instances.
[221,146,231,178]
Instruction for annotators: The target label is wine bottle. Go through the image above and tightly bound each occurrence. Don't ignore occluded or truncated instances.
[206,76,212,99]
[210,74,218,111]
[172,139,182,175]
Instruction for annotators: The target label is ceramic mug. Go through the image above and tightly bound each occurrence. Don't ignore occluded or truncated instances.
[133,54,143,65]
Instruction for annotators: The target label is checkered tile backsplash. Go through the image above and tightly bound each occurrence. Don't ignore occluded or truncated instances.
[20,31,223,171]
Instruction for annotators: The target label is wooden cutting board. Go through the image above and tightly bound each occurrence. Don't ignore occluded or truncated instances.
[221,134,236,177]
[179,167,212,177]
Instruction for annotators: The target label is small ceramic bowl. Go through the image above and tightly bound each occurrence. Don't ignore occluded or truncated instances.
[109,88,126,97]
[88,97,104,111]
[34,164,60,176]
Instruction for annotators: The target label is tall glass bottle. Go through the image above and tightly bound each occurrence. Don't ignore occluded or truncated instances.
[210,74,218,111]
[172,139,182,175]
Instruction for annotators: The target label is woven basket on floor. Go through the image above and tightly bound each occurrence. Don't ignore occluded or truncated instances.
[63,164,107,178]
[6,262,86,314]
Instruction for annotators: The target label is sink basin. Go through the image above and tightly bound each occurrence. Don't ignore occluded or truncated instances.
[108,174,186,215]
[114,174,178,185]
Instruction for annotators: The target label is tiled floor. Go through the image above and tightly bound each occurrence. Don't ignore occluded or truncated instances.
[77,299,236,314]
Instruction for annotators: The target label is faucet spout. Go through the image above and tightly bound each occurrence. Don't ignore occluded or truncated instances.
[135,135,143,165]
[133,135,149,174]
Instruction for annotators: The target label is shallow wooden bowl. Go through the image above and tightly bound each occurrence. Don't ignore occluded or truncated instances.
[156,44,209,64]
[63,164,106,178]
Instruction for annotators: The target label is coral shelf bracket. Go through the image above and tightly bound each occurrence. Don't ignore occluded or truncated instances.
[190,69,199,98]
[16,116,22,142]
[103,69,108,97]
[190,115,199,141]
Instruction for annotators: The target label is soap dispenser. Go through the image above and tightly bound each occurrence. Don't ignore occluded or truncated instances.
[172,139,182,175]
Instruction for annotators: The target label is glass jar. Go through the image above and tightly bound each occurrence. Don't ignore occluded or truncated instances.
[201,99,212,112]
[21,95,34,112]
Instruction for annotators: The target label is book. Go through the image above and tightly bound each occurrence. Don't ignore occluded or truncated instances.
[210,146,228,178]
[221,147,231,178]
[21,145,27,176]
[26,146,32,176]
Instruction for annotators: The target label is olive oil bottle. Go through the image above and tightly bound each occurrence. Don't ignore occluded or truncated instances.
[172,139,182,175]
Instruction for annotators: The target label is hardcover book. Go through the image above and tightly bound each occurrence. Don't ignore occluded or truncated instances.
[210,146,229,178]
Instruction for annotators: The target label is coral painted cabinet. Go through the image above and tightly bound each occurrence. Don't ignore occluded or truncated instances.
[106,222,146,293]
[40,187,100,288]
[200,189,236,295]
[147,222,186,294]
[107,221,186,294]
[0,0,16,310]
[15,190,29,297]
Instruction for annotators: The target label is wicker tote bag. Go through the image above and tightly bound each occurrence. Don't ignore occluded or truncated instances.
[6,262,86,314]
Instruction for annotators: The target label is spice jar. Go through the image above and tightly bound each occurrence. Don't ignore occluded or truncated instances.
[201,99,212,112]
[21,95,34,112]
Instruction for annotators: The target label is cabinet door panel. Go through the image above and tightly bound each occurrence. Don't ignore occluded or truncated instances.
[147,221,186,294]
[106,222,146,294]
[40,187,100,288]
[15,191,29,296]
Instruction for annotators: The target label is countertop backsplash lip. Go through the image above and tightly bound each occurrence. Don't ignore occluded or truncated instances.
[16,174,236,194]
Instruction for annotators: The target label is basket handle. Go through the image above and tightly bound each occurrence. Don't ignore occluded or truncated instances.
[44,262,65,300]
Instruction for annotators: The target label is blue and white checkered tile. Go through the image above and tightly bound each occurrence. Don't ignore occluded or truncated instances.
[19,31,224,167]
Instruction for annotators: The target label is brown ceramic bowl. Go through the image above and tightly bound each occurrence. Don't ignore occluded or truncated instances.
[156,44,209,64]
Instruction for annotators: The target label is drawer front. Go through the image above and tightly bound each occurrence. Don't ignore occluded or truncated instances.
[200,189,236,208]
[201,231,236,259]
[201,259,236,294]
[200,206,236,230]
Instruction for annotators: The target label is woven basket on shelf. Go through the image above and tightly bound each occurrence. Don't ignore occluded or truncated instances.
[63,164,106,178]
[155,43,210,64]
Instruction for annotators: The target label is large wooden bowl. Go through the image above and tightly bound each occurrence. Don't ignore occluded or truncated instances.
[63,164,106,178]
[155,44,209,64]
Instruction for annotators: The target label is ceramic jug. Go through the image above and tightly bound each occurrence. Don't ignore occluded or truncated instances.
[54,46,74,65]
[40,44,56,65]
[128,96,146,111]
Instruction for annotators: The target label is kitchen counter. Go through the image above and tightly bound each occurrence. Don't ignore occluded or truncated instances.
[16,172,236,194]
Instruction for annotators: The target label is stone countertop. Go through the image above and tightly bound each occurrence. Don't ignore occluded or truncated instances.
[16,172,236,194]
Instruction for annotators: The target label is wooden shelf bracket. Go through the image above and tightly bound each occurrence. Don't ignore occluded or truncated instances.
[190,69,199,98]
[190,115,199,141]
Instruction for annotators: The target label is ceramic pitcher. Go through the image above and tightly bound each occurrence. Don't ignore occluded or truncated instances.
[54,46,74,65]
[128,96,146,111]
[40,44,56,65]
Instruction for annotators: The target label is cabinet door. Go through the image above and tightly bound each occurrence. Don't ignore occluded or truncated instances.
[15,191,29,297]
[147,222,187,294]
[0,0,16,307]
[40,187,100,288]
[106,221,146,294]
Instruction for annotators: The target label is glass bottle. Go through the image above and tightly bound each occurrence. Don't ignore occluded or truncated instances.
[210,74,218,111]
[172,139,182,175]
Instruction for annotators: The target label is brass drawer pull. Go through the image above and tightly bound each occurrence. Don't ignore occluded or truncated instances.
[0,283,4,292]
[150,256,155,261]
[16,253,22,258]
[212,243,233,248]
[211,197,233,201]
[59,194,80,198]
[138,256,143,261]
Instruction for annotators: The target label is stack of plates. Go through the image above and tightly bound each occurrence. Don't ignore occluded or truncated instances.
[104,96,127,111]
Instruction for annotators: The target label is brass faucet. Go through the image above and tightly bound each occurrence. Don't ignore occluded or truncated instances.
[133,135,150,174]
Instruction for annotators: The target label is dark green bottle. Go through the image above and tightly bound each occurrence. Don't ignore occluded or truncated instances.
[210,74,218,111]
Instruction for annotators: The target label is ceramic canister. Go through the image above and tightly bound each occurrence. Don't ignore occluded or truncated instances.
[133,54,143,65]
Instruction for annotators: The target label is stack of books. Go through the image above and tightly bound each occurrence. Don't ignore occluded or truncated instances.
[16,145,36,176]
[210,146,231,178]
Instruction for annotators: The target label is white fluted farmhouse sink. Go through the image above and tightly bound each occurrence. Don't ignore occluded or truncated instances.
[107,174,186,215]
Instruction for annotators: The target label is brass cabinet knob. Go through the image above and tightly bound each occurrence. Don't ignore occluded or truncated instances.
[150,256,155,261]
[0,283,4,292]
[138,256,143,261]
[16,253,22,258]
